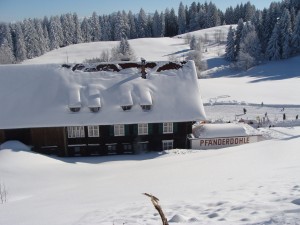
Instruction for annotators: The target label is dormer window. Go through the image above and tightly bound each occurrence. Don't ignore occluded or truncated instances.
[141,105,151,111]
[69,107,80,112]
[90,107,100,113]
[121,105,132,111]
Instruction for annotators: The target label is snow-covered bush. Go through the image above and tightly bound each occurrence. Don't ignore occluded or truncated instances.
[110,37,136,61]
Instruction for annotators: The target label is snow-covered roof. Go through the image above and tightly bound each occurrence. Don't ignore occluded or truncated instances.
[0,61,206,129]
[192,123,250,138]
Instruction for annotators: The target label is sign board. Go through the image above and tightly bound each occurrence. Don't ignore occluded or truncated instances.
[189,135,261,150]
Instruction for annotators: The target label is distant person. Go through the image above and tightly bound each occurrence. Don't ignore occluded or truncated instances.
[261,102,264,107]
[296,115,298,120]
[243,108,247,114]
[265,112,267,117]
[283,113,286,120]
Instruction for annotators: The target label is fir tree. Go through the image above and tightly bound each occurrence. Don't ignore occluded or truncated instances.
[11,22,27,62]
[73,13,83,44]
[279,9,292,59]
[48,16,64,49]
[137,8,147,38]
[291,12,300,54]
[81,17,92,43]
[90,12,101,42]
[128,11,137,39]
[178,2,186,34]
[234,18,244,60]
[225,26,236,61]
[237,29,261,69]
[266,23,281,60]
[22,19,42,58]
[0,39,15,64]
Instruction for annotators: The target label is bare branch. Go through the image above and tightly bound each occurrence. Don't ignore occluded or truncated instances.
[143,193,169,225]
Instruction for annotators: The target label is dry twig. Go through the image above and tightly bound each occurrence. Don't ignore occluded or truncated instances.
[143,193,169,225]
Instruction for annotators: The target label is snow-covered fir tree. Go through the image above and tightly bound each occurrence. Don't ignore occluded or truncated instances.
[22,19,42,58]
[90,12,101,42]
[234,18,244,60]
[152,10,162,37]
[137,8,147,38]
[279,8,292,59]
[42,17,50,51]
[100,15,112,41]
[48,16,64,50]
[164,8,178,37]
[0,22,14,53]
[73,13,83,44]
[178,2,186,34]
[81,17,92,43]
[291,11,300,54]
[110,37,136,61]
[60,13,75,46]
[114,11,129,41]
[11,22,27,62]
[225,26,235,61]
[127,11,137,39]
[33,18,47,55]
[0,39,15,64]
[188,2,199,31]
[189,35,198,50]
[266,22,281,61]
[236,28,261,69]
[187,35,207,77]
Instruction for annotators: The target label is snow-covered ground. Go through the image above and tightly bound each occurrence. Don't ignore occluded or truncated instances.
[1,25,300,225]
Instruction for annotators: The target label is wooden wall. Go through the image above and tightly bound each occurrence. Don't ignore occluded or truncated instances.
[31,127,66,156]
[0,130,5,143]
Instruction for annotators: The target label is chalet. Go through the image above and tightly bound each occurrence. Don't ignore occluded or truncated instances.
[0,60,206,156]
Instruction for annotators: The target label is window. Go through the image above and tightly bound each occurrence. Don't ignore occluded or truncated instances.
[69,107,80,112]
[89,107,100,113]
[121,105,132,111]
[67,126,85,138]
[163,122,173,134]
[114,124,125,136]
[162,140,173,150]
[137,142,148,152]
[141,105,151,110]
[123,143,132,151]
[138,123,148,135]
[88,126,99,137]
[106,144,117,153]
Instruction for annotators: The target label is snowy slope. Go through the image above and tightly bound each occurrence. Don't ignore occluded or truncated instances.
[0,127,300,225]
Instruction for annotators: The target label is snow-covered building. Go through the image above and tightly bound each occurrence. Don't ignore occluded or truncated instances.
[0,61,206,156]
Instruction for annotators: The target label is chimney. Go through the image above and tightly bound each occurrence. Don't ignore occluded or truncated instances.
[141,58,147,79]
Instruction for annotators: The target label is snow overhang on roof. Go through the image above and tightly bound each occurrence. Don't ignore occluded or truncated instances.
[192,123,248,139]
[0,61,206,129]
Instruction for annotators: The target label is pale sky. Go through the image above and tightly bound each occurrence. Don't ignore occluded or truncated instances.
[0,0,277,23]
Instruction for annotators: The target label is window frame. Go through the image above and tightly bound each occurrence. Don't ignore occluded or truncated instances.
[141,105,151,111]
[89,107,100,113]
[162,140,173,150]
[163,122,173,134]
[114,124,125,136]
[138,123,148,135]
[121,105,132,111]
[88,125,100,137]
[69,107,80,112]
[67,126,85,138]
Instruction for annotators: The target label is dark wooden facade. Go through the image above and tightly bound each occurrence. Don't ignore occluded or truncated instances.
[0,122,192,157]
